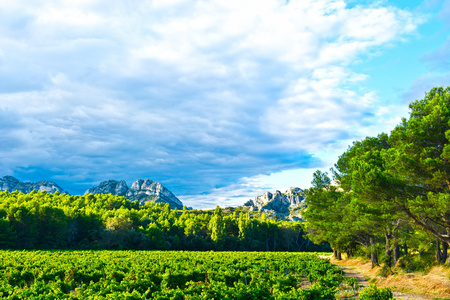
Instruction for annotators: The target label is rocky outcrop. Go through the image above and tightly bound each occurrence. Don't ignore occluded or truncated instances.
[0,176,66,194]
[85,179,184,210]
[85,180,129,196]
[0,176,20,191]
[243,187,306,219]
[126,179,183,209]
[1,175,184,210]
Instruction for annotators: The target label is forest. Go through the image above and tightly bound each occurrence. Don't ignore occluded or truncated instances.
[0,189,327,252]
[303,86,450,273]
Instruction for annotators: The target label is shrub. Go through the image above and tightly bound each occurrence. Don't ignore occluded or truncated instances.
[378,265,393,278]
[396,252,434,272]
[358,284,393,300]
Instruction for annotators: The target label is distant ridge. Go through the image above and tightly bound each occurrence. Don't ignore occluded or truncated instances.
[0,175,184,210]
[85,179,184,210]
[0,175,66,194]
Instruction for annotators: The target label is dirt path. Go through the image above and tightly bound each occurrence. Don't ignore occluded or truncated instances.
[392,292,431,300]
[340,265,369,288]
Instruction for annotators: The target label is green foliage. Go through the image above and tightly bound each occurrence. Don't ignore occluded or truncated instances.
[378,264,393,278]
[358,284,394,300]
[345,277,359,295]
[303,171,353,254]
[304,87,450,271]
[0,250,344,299]
[0,190,322,252]
[0,218,16,248]
[209,205,225,243]
[383,87,450,243]
[396,252,435,272]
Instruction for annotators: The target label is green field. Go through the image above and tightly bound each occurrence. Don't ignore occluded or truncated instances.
[0,250,343,299]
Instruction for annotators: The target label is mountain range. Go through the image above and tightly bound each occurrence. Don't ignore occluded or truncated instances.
[0,176,306,218]
[0,176,183,210]
[0,175,66,194]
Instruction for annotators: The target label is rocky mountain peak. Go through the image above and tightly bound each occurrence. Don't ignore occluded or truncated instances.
[127,179,183,209]
[0,176,66,194]
[243,187,306,220]
[85,180,128,196]
[285,187,303,196]
[1,175,184,210]
[127,179,155,193]
[86,178,184,210]
[0,176,20,191]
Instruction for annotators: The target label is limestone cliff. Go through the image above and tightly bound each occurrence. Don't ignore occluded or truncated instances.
[0,176,66,194]
[85,180,129,196]
[243,187,306,220]
[85,179,183,209]
[0,175,184,210]
[126,179,183,209]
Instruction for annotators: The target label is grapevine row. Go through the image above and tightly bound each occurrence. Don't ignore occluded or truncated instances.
[0,250,343,299]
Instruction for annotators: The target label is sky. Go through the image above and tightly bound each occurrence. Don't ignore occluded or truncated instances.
[0,0,449,209]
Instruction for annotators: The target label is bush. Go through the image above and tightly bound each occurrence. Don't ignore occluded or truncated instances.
[396,252,435,272]
[358,284,393,300]
[378,265,393,278]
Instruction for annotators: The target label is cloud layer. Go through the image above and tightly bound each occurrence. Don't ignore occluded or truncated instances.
[0,0,423,206]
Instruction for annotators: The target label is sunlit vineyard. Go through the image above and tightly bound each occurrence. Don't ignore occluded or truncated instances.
[0,250,343,299]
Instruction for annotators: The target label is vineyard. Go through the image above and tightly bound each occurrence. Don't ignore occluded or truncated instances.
[0,250,344,299]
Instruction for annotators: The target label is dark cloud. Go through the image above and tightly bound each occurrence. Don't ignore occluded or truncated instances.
[0,0,422,207]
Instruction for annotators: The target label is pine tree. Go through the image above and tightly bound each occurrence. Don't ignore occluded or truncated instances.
[210,205,224,242]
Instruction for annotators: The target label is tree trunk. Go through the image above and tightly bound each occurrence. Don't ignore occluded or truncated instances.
[303,239,310,251]
[370,236,378,267]
[333,249,338,259]
[296,238,309,251]
[403,243,408,256]
[295,228,302,250]
[403,208,450,245]
[371,251,378,267]
[384,232,392,268]
[436,240,449,264]
[393,241,400,267]
[337,250,342,260]
[436,240,442,263]
[442,242,448,264]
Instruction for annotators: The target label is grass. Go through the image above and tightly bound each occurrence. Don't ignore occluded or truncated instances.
[380,265,450,299]
[335,278,361,299]
[329,254,450,299]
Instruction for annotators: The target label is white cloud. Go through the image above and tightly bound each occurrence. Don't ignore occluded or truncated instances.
[179,167,328,209]
[0,0,423,207]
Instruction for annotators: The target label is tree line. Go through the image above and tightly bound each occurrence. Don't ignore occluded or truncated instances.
[303,86,450,270]
[0,190,327,252]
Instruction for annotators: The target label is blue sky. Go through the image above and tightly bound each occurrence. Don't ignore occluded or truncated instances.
[0,0,449,209]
